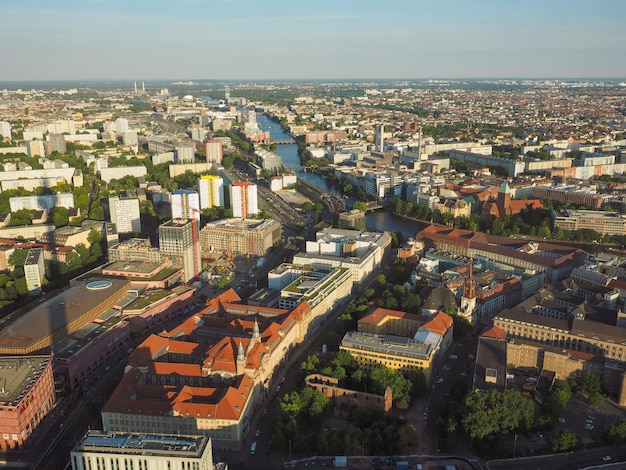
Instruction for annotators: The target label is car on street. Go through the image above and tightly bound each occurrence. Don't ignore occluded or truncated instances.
[585,423,594,431]
[437,378,444,384]
[602,456,612,461]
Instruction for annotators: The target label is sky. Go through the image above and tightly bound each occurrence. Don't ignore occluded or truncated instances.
[1,0,625,81]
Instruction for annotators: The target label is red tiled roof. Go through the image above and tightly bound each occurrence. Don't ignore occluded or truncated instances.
[421,311,453,336]
[481,325,507,339]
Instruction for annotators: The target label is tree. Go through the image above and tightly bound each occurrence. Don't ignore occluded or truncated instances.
[550,430,579,452]
[8,249,28,269]
[604,419,626,446]
[463,389,534,440]
[352,201,367,213]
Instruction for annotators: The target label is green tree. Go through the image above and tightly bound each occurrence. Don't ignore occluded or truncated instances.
[550,430,579,452]
[8,250,28,269]
[604,419,626,446]
[352,201,367,213]
[463,389,534,440]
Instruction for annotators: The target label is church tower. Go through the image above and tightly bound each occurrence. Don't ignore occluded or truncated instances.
[236,341,246,374]
[497,181,512,217]
[460,259,477,323]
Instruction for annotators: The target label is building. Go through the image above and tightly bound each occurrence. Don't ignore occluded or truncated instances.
[292,227,392,288]
[269,264,352,310]
[9,193,74,212]
[481,181,544,220]
[532,186,604,210]
[101,290,309,450]
[204,140,223,164]
[159,219,201,282]
[357,307,425,337]
[417,225,587,282]
[99,166,147,183]
[70,432,215,470]
[108,238,162,263]
[171,190,201,220]
[340,311,453,381]
[122,130,138,147]
[25,140,45,158]
[24,248,45,295]
[199,218,281,256]
[175,145,195,163]
[0,121,11,140]
[493,287,626,403]
[230,182,258,218]
[338,209,366,231]
[0,356,55,451]
[109,197,141,234]
[0,278,130,355]
[198,175,225,209]
[552,209,626,237]
[47,133,67,154]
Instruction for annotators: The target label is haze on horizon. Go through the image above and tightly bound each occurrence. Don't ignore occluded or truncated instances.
[1,0,625,82]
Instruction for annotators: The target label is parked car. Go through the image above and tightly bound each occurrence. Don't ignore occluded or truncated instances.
[602,456,612,462]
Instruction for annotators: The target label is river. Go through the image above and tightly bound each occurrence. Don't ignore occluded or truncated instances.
[255,113,427,240]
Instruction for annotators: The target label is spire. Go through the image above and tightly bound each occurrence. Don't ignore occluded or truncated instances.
[252,319,260,339]
[237,341,245,361]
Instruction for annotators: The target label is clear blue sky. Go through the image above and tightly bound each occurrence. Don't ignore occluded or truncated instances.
[1,0,625,81]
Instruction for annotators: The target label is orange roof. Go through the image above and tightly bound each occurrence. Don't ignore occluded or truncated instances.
[359,307,423,326]
[421,311,453,336]
[481,325,507,339]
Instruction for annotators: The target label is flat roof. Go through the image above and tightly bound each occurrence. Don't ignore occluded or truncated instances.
[104,260,164,274]
[0,278,129,351]
[76,431,208,457]
[0,356,51,403]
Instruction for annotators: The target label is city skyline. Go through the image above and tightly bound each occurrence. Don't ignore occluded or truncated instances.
[1,0,625,82]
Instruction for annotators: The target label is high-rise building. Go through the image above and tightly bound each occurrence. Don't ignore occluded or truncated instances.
[375,124,384,152]
[175,145,195,163]
[230,182,258,218]
[171,190,201,220]
[198,175,224,209]
[159,219,201,282]
[47,133,67,154]
[24,248,45,295]
[123,130,138,147]
[0,121,11,140]
[25,140,45,158]
[109,197,141,234]
[204,140,223,164]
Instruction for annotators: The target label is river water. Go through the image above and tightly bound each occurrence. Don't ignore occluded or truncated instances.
[255,113,427,240]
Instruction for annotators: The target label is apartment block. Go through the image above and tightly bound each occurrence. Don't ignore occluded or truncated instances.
[109,197,141,234]
[230,182,258,218]
[158,219,201,282]
[198,175,225,209]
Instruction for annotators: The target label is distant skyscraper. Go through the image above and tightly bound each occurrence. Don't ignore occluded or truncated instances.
[109,196,141,233]
[225,85,230,102]
[375,124,384,152]
[0,121,11,140]
[230,182,258,218]
[159,218,201,282]
[204,140,223,164]
[171,190,201,220]
[198,175,224,209]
